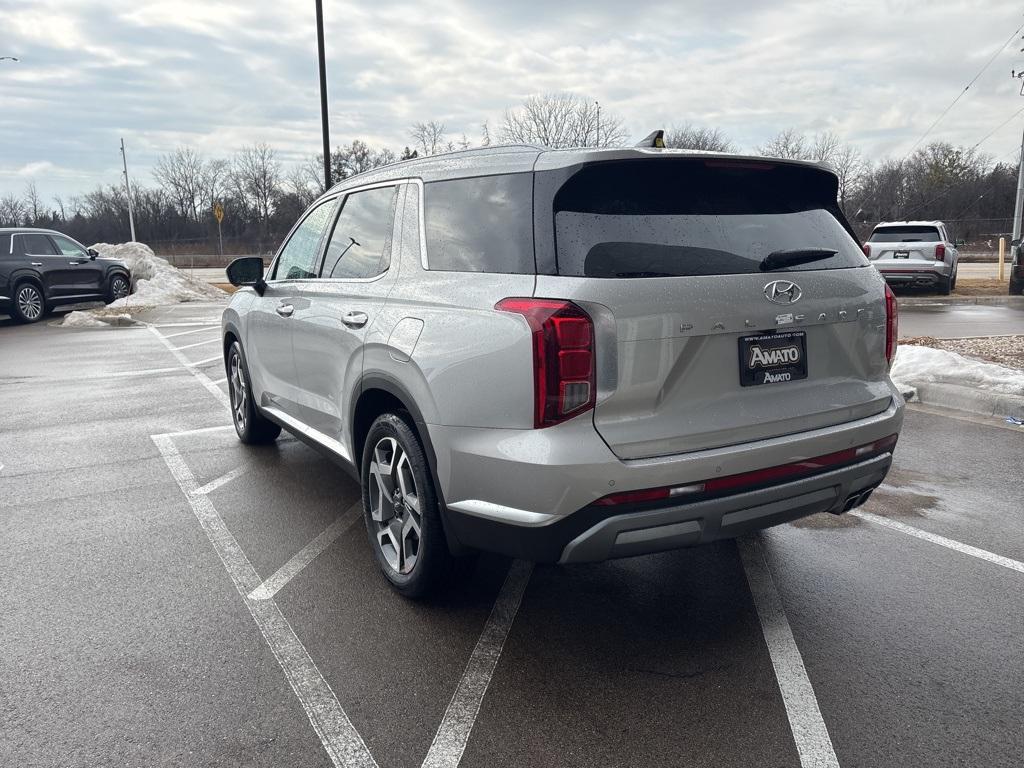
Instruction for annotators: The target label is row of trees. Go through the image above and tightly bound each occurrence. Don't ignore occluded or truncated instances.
[0,92,1017,251]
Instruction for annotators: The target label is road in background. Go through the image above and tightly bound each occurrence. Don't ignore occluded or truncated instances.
[899,301,1024,338]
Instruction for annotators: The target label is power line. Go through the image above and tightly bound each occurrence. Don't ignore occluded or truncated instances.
[903,19,1024,157]
[972,104,1024,150]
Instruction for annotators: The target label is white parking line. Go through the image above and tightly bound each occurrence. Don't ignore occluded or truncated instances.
[211,376,227,386]
[738,536,840,768]
[174,336,220,351]
[152,424,234,440]
[78,366,186,380]
[163,326,218,339]
[190,354,223,367]
[248,502,363,601]
[150,326,229,410]
[152,322,220,329]
[195,465,249,496]
[422,559,534,768]
[153,434,378,768]
[853,511,1024,574]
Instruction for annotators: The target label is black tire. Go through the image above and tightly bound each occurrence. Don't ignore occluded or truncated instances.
[226,340,280,444]
[949,267,957,292]
[937,273,952,296]
[361,412,453,598]
[105,273,131,304]
[11,281,45,324]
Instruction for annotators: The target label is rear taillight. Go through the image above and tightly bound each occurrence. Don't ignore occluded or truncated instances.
[884,283,898,369]
[496,298,596,428]
[934,243,945,261]
[862,243,871,258]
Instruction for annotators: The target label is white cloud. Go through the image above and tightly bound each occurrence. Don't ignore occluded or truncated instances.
[0,0,1022,200]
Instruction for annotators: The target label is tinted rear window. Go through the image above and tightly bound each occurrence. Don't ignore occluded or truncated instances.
[0,234,11,257]
[424,174,534,273]
[552,161,866,278]
[869,226,941,243]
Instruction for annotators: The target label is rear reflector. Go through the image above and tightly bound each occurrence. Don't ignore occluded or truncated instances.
[496,298,596,428]
[862,243,871,258]
[593,434,899,507]
[884,283,898,369]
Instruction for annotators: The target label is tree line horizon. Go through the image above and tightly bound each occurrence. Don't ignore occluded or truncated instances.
[0,93,1018,253]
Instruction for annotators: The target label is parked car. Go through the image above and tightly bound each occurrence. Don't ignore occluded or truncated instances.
[0,228,131,323]
[222,141,904,597]
[863,220,959,294]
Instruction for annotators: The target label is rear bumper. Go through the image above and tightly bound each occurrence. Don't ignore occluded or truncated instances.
[430,393,904,563]
[445,453,890,563]
[876,266,950,286]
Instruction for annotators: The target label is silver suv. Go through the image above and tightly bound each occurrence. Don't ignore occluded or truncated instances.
[222,143,904,597]
[864,220,959,294]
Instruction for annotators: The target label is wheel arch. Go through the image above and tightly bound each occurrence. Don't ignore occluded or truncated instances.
[352,374,468,555]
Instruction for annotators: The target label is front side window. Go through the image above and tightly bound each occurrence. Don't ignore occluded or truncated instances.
[424,174,534,273]
[321,186,399,280]
[19,233,58,255]
[272,198,336,280]
[50,234,89,257]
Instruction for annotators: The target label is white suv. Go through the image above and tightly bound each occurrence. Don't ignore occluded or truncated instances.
[222,142,904,597]
[864,220,959,294]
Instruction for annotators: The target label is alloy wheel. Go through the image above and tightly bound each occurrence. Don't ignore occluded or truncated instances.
[111,276,130,299]
[229,352,247,432]
[16,285,42,320]
[368,436,422,575]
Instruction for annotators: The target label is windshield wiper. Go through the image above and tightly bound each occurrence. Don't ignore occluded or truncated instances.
[759,248,838,272]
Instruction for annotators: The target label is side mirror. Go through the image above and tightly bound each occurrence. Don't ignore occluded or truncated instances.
[1012,239,1022,247]
[226,256,266,295]
[87,247,99,259]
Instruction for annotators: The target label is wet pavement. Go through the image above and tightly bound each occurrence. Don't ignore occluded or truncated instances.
[2,302,1023,768]
[898,300,1024,338]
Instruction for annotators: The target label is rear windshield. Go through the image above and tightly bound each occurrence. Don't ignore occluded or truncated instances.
[869,226,941,243]
[552,160,866,278]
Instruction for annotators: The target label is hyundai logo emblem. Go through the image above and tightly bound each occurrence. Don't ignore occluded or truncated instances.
[764,280,802,305]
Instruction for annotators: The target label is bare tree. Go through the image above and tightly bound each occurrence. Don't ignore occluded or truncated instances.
[230,143,281,228]
[0,192,26,226]
[663,124,735,152]
[200,158,230,216]
[829,144,867,212]
[53,195,66,221]
[410,121,447,156]
[153,147,206,221]
[23,181,41,222]
[501,93,626,148]
[481,121,491,147]
[757,128,809,159]
[809,131,843,165]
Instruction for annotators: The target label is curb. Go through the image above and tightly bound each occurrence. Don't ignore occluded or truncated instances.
[908,382,1024,421]
[899,295,1024,307]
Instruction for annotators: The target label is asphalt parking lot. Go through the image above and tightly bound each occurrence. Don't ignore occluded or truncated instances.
[2,302,1023,768]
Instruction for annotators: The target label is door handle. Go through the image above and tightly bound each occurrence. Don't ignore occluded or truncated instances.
[276,304,294,317]
[342,311,368,328]
[31,262,43,266]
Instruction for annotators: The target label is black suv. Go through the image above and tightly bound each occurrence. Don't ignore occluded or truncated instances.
[0,228,131,323]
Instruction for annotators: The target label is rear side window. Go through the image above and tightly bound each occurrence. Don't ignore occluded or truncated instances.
[0,234,11,258]
[424,174,534,273]
[869,226,941,243]
[552,161,866,278]
[321,186,398,280]
[19,233,59,255]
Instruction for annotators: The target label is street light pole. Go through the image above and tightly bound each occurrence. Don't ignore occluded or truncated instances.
[315,0,332,190]
[1013,124,1024,249]
[120,137,137,242]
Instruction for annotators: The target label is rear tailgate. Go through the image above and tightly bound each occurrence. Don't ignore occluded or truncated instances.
[867,226,943,269]
[535,157,894,460]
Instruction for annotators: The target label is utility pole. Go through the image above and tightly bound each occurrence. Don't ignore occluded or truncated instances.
[120,137,137,242]
[315,0,332,190]
[1013,126,1024,247]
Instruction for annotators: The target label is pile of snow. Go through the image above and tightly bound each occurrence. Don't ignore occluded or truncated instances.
[62,310,137,328]
[60,242,225,326]
[91,242,225,308]
[891,345,1024,398]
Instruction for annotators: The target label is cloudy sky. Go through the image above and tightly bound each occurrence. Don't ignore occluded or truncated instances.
[1,0,1023,201]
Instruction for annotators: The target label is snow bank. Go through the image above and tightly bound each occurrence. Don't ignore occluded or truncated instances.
[59,241,225,326]
[62,310,137,328]
[891,345,1024,397]
[90,242,225,308]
